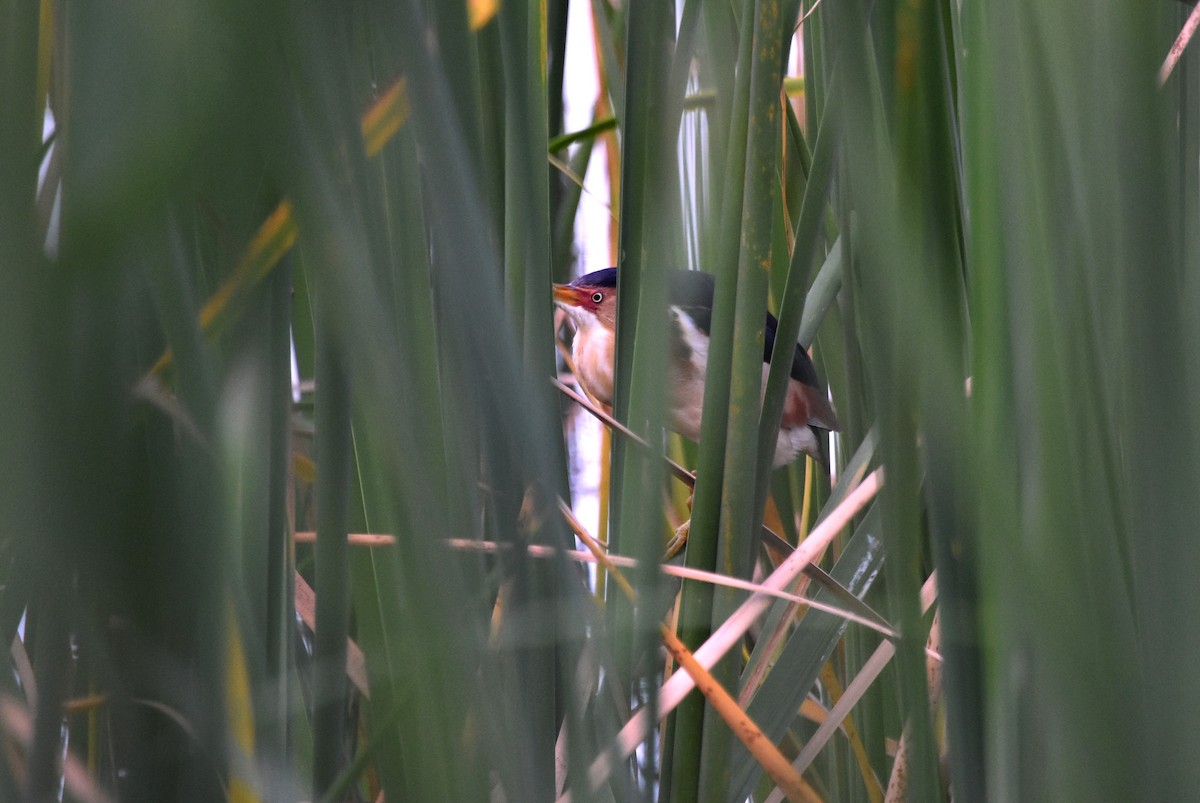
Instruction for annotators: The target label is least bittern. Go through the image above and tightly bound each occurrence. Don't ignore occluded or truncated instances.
[553,268,838,468]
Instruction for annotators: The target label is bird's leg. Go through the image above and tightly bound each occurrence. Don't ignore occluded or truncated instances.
[663,483,695,560]
[664,519,690,560]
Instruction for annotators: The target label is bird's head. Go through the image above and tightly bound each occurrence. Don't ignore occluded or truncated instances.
[552,268,618,332]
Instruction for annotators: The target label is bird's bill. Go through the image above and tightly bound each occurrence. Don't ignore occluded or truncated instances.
[552,283,585,307]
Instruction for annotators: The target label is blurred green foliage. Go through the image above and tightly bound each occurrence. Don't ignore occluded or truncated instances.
[0,0,1197,801]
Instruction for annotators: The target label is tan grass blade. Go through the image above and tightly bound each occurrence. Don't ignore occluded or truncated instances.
[1159,2,1200,86]
[558,500,635,602]
[1,697,115,803]
[467,0,499,31]
[293,531,396,547]
[361,79,410,157]
[884,609,944,802]
[294,572,370,698]
[883,724,911,803]
[660,626,822,803]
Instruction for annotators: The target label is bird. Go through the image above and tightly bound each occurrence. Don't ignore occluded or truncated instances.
[553,268,838,469]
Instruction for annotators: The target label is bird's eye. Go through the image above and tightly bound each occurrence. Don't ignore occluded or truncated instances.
[591,292,604,304]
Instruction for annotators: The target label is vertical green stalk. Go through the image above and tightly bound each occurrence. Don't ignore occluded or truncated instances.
[893,0,982,798]
[609,0,687,793]
[753,85,839,545]
[963,1,1167,799]
[497,4,561,795]
[1111,5,1196,800]
[0,19,45,803]
[608,0,675,708]
[552,135,595,272]
[264,2,364,794]
[0,0,40,227]
[500,0,558,385]
[312,325,352,797]
[697,2,784,798]
[827,0,945,795]
[263,259,295,789]
[503,32,547,280]
[27,590,70,799]
[0,7,46,780]
[667,2,755,798]
[372,3,588,798]
[426,0,487,183]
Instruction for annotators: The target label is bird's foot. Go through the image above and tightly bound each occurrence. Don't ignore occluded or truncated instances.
[664,518,690,560]
[664,483,695,559]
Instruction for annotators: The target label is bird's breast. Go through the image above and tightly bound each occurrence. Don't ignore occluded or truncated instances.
[572,325,616,406]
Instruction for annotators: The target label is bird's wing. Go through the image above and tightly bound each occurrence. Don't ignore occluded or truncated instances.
[765,307,840,432]
[668,270,839,431]
[798,386,840,431]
